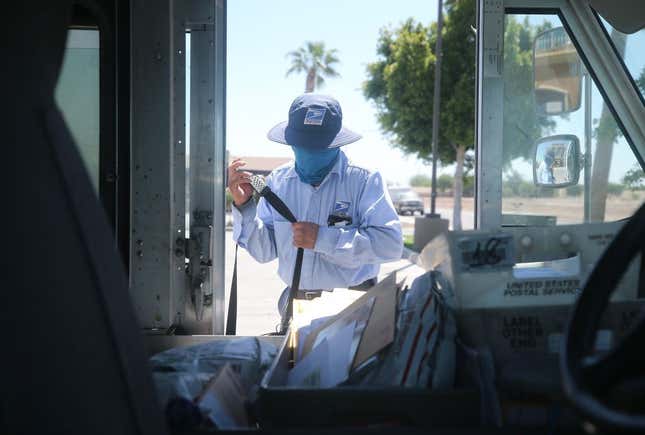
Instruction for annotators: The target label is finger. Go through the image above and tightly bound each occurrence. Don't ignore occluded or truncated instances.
[231,180,251,193]
[228,160,247,174]
[227,162,244,174]
[227,163,244,178]
[229,171,252,187]
[236,170,253,179]
[230,159,246,168]
[231,170,252,181]
[228,175,243,189]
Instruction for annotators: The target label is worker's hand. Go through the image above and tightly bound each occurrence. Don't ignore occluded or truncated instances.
[227,159,254,207]
[292,222,319,249]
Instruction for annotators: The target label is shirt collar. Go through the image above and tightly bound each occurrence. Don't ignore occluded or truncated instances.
[285,149,346,183]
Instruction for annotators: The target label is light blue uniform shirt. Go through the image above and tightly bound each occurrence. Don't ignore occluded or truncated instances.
[232,151,403,290]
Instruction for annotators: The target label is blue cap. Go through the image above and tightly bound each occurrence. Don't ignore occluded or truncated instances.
[267,94,362,149]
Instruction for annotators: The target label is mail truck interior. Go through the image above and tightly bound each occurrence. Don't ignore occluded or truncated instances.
[5,0,645,434]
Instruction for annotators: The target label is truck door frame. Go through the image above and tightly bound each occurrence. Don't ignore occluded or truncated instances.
[130,0,226,335]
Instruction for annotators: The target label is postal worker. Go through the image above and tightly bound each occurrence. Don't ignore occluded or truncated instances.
[227,94,403,325]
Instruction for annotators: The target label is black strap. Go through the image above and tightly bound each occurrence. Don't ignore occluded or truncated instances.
[280,247,304,334]
[265,190,297,222]
[225,244,238,335]
[234,190,304,335]
[257,190,302,335]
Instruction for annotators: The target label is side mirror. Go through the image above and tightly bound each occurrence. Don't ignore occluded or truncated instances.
[533,27,582,116]
[533,135,581,188]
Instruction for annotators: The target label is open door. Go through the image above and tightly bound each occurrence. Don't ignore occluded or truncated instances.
[130,0,226,335]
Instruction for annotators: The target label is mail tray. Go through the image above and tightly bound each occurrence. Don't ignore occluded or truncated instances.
[253,331,481,429]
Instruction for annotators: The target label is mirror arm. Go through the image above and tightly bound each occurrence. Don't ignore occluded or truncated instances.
[579,153,588,177]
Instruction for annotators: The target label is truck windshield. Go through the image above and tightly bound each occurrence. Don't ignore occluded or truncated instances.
[597,15,645,102]
[501,13,644,226]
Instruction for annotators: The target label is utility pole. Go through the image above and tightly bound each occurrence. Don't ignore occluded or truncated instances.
[429,0,444,217]
[413,0,449,251]
[583,69,591,222]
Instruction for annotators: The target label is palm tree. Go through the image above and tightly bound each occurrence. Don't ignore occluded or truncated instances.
[286,41,340,92]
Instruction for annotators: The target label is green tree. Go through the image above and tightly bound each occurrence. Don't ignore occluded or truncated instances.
[566,184,583,196]
[502,17,554,164]
[364,3,550,229]
[463,174,475,197]
[504,170,525,197]
[607,182,625,197]
[410,174,433,187]
[503,169,555,198]
[437,174,454,193]
[636,66,645,95]
[623,164,645,190]
[364,0,476,229]
[286,41,340,92]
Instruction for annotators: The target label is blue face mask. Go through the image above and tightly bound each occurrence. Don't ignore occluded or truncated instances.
[292,146,340,185]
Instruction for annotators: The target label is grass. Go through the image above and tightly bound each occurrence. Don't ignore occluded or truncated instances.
[403,234,415,251]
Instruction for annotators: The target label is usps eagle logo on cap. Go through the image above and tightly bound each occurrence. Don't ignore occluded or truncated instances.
[303,108,326,126]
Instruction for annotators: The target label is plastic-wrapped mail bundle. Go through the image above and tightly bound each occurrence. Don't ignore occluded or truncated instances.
[151,337,277,407]
[356,271,456,388]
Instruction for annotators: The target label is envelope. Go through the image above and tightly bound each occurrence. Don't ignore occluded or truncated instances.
[300,272,398,371]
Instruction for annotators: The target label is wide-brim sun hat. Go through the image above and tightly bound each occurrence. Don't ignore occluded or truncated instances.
[267,93,362,149]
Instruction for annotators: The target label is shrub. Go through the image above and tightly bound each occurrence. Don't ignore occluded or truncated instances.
[410,174,432,187]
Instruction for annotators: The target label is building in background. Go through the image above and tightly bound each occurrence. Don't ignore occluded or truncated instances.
[228,155,291,176]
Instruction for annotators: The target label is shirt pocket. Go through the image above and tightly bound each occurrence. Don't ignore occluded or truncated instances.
[328,198,356,228]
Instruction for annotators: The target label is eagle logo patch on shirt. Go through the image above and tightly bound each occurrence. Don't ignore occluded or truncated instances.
[334,200,350,214]
[303,108,326,125]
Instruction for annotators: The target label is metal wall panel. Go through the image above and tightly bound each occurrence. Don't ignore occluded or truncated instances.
[131,0,181,329]
[476,0,505,229]
[212,0,227,335]
[183,0,226,334]
[171,0,189,329]
[186,9,215,334]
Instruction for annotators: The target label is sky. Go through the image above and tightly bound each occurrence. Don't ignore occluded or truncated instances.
[226,0,439,185]
[223,1,644,186]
